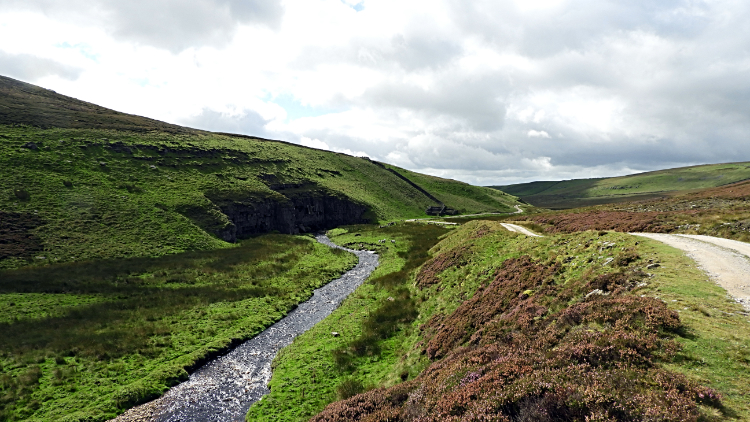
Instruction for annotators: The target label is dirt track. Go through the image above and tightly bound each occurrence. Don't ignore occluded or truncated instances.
[632,233,750,310]
[500,223,542,237]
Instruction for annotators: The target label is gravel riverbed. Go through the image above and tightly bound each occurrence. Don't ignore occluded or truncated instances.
[112,234,378,422]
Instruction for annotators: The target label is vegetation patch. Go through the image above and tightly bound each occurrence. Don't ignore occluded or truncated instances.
[0,234,357,421]
[414,246,470,289]
[0,211,45,261]
[276,221,749,421]
[525,210,685,233]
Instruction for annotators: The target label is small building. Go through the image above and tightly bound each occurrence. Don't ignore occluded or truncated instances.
[426,205,458,216]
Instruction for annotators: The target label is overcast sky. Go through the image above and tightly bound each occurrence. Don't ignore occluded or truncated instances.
[1,0,748,185]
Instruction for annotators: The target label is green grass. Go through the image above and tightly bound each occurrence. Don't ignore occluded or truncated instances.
[385,165,518,214]
[633,238,750,419]
[246,223,450,421]
[0,125,521,270]
[493,162,750,208]
[0,234,357,421]
[249,222,750,421]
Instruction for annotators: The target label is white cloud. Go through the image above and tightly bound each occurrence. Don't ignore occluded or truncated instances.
[1,0,750,185]
[300,137,330,150]
[527,130,551,138]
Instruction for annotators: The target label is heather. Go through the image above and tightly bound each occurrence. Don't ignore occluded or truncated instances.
[308,221,745,421]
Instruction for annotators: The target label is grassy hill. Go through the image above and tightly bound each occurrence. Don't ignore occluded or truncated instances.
[0,75,523,421]
[0,75,521,270]
[251,220,749,421]
[492,162,750,208]
[5,73,749,422]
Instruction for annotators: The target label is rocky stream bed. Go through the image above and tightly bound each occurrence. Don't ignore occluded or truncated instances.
[112,234,378,422]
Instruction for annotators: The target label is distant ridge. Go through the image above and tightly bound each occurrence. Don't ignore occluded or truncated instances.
[490,162,750,209]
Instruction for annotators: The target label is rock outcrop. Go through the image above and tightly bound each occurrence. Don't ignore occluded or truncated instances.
[206,184,369,242]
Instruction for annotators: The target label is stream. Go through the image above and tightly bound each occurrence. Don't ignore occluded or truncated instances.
[113,234,378,422]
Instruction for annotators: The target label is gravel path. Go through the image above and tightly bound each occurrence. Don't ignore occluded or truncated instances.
[500,223,542,237]
[632,233,750,310]
[111,235,378,422]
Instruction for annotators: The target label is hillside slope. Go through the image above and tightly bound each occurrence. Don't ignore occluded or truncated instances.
[304,221,749,421]
[0,75,521,269]
[492,162,750,208]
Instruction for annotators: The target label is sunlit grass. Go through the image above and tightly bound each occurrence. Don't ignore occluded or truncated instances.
[0,234,357,421]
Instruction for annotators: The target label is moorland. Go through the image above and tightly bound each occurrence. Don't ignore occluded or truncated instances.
[1,74,749,422]
[0,75,519,421]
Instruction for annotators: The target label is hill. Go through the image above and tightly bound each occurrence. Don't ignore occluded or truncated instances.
[491,162,750,208]
[0,75,521,270]
[250,220,749,421]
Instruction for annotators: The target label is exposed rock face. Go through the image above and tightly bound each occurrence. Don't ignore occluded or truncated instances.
[209,187,369,242]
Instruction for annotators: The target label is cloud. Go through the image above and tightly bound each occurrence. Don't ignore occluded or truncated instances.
[527,130,550,138]
[0,50,81,81]
[182,108,271,138]
[0,0,284,52]
[2,0,750,186]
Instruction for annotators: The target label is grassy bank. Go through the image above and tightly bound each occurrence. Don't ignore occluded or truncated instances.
[246,223,450,421]
[0,234,357,421]
[248,220,749,421]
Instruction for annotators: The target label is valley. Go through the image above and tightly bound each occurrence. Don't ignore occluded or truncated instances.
[1,75,749,421]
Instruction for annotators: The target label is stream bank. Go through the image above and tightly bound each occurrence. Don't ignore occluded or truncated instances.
[112,234,378,422]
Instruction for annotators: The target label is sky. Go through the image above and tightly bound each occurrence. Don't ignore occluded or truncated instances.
[0,0,748,186]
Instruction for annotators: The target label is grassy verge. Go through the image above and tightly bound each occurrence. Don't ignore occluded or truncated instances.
[633,237,750,419]
[0,234,357,421]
